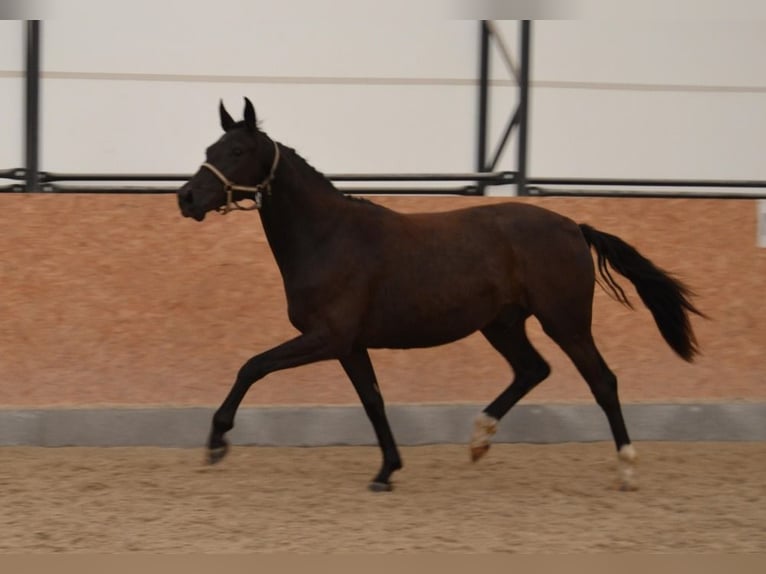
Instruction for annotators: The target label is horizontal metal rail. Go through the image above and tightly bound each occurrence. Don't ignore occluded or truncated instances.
[528,187,766,200]
[0,169,517,184]
[0,169,519,194]
[0,168,25,180]
[528,177,766,189]
[526,177,766,199]
[4,169,766,198]
[1,184,484,196]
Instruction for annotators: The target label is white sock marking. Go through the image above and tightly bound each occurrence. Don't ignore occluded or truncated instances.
[470,412,498,449]
[617,443,638,490]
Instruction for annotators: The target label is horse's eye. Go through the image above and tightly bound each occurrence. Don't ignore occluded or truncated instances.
[232,147,243,157]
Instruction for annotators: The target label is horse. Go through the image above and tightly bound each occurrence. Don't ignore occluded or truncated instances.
[177,98,705,492]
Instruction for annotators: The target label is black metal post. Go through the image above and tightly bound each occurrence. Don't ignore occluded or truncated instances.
[25,20,41,192]
[517,20,531,196]
[475,21,490,194]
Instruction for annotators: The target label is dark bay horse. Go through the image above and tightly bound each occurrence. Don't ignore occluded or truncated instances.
[177,98,705,491]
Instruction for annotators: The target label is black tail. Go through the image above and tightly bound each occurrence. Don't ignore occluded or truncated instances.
[579,223,706,362]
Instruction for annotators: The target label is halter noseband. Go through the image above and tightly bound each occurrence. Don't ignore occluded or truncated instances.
[200,139,280,214]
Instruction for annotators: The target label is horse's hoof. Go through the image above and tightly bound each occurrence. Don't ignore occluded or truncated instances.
[471,444,490,462]
[368,481,393,492]
[470,413,497,463]
[207,445,229,465]
[618,481,639,492]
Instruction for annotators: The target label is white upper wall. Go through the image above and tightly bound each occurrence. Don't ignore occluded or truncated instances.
[1,14,765,187]
[38,19,479,176]
[0,21,23,169]
[0,21,23,71]
[42,20,478,79]
[529,21,766,179]
[533,21,766,87]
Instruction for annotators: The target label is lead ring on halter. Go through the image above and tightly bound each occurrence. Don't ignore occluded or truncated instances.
[200,139,280,215]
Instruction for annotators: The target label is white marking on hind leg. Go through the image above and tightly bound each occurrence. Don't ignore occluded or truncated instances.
[617,443,638,491]
[470,412,498,462]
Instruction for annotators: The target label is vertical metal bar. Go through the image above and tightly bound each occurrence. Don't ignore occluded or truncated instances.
[475,20,490,194]
[25,20,41,192]
[517,20,531,196]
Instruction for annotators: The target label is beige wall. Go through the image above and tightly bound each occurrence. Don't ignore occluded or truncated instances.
[1,194,764,407]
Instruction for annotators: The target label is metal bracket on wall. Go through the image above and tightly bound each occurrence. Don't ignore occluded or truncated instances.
[0,168,30,192]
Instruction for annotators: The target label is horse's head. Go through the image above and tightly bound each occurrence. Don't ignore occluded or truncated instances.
[177,98,279,221]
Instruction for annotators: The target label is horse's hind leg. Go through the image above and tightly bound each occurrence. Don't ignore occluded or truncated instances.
[540,319,638,491]
[472,308,551,462]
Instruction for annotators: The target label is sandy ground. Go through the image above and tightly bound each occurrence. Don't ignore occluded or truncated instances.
[0,442,764,553]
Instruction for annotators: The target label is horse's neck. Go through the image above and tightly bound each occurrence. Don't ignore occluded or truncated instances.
[258,151,349,274]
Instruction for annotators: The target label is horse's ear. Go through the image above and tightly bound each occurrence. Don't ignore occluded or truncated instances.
[243,97,257,131]
[219,100,235,132]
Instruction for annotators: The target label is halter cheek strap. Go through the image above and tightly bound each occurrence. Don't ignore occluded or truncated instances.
[200,139,280,214]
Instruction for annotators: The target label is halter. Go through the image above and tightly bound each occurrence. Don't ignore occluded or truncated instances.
[200,139,280,214]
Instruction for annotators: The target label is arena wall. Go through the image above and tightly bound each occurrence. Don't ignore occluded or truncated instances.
[1,194,763,410]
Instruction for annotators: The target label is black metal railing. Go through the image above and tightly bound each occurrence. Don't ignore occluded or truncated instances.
[3,20,766,200]
[4,169,765,198]
[527,177,766,199]
[0,169,519,195]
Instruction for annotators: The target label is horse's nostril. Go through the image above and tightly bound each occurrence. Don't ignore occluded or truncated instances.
[178,187,194,205]
[177,188,195,216]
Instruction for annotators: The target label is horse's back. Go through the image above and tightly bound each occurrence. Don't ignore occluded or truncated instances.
[398,201,591,276]
[402,200,580,238]
[357,200,594,348]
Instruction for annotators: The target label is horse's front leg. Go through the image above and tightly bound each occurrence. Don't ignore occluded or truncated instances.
[208,332,339,464]
[339,349,402,492]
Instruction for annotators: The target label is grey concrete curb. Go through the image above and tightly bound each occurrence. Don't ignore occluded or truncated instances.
[1,403,765,447]
[0,403,766,447]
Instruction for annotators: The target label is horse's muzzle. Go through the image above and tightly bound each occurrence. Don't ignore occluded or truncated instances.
[177,184,206,221]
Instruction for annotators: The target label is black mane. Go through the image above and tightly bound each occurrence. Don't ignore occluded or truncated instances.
[275,139,377,207]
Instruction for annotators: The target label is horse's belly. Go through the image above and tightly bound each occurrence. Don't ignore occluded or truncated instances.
[361,290,503,349]
[365,324,478,349]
